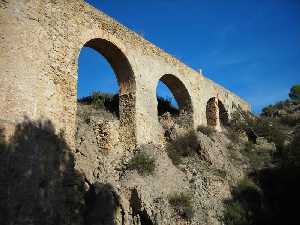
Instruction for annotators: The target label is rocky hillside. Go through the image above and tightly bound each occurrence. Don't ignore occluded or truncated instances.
[222,99,300,225]
[1,92,299,225]
[74,93,300,225]
[74,93,281,225]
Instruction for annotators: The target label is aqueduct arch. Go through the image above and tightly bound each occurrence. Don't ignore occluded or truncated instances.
[156,74,193,129]
[79,38,136,146]
[0,0,250,148]
[206,97,229,131]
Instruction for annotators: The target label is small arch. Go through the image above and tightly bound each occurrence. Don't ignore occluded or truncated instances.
[206,97,229,129]
[206,97,219,127]
[156,74,193,129]
[77,38,136,147]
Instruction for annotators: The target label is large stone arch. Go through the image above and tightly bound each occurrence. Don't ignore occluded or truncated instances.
[157,74,193,129]
[78,38,136,148]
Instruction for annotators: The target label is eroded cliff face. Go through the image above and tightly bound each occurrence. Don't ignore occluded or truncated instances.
[73,104,248,225]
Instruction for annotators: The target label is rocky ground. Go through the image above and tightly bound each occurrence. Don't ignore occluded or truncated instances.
[74,103,269,225]
[1,100,296,225]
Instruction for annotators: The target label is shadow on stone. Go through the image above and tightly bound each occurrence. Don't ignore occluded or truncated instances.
[130,188,153,225]
[0,118,86,225]
[84,182,124,225]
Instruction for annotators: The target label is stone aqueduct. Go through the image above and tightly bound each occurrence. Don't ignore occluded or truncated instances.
[0,0,250,148]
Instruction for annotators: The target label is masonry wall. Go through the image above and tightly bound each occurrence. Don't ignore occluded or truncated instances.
[0,0,250,148]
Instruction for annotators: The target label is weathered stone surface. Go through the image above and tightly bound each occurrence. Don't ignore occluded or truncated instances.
[0,2,251,224]
[0,0,250,148]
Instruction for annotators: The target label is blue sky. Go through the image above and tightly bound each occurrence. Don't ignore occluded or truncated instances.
[78,0,300,113]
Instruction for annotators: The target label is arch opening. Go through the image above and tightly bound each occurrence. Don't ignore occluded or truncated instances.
[206,97,229,129]
[77,38,136,148]
[218,100,229,126]
[156,74,193,130]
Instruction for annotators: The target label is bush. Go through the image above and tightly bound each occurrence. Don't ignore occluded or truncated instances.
[261,105,276,117]
[235,178,260,194]
[223,178,262,225]
[223,202,249,225]
[82,112,90,124]
[280,114,300,127]
[231,113,286,152]
[228,110,256,134]
[240,142,272,169]
[166,131,199,165]
[211,168,227,179]
[168,192,194,220]
[289,84,300,101]
[283,129,300,167]
[127,151,156,176]
[78,92,111,108]
[251,118,285,152]
[227,143,241,163]
[226,127,241,143]
[197,125,215,137]
[157,96,179,116]
[79,92,182,118]
[78,92,119,116]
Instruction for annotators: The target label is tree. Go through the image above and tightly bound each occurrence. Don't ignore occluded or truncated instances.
[289,85,300,101]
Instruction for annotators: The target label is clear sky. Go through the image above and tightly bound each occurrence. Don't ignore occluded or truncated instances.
[78,0,300,113]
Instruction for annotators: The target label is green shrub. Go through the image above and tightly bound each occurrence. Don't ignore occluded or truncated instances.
[280,114,300,127]
[223,202,249,225]
[229,110,285,160]
[227,143,240,162]
[289,84,300,101]
[166,131,199,165]
[127,151,156,176]
[229,111,248,132]
[240,142,272,169]
[157,96,179,116]
[223,178,262,225]
[197,125,215,137]
[261,105,276,117]
[78,92,113,109]
[251,118,285,152]
[226,127,241,143]
[90,92,109,109]
[243,141,255,152]
[82,112,90,124]
[232,114,286,152]
[168,192,194,220]
[78,92,119,116]
[283,130,300,167]
[211,168,227,179]
[236,178,260,194]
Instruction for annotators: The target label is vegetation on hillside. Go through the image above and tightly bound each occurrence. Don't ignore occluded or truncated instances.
[127,151,156,176]
[223,86,300,225]
[77,87,300,225]
[168,192,194,220]
[78,92,179,117]
[166,130,199,165]
[289,84,300,101]
[78,92,119,117]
